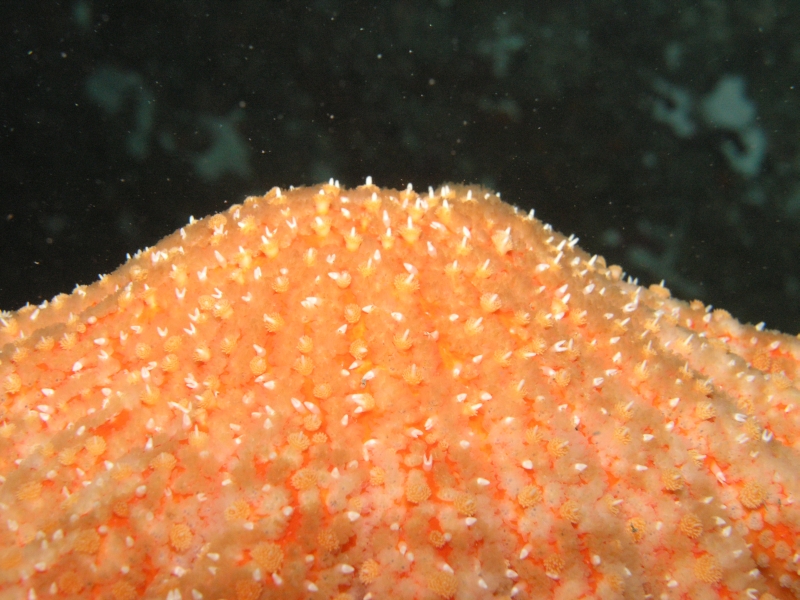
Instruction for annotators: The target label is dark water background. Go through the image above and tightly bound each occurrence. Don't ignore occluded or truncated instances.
[2,1,799,333]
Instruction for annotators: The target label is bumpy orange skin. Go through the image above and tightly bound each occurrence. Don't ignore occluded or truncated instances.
[1,182,799,600]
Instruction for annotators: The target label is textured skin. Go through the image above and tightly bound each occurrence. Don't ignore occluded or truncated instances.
[0,182,799,600]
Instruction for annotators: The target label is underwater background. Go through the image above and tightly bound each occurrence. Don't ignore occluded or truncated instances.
[2,0,799,333]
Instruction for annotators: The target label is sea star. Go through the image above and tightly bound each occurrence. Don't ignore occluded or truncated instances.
[0,181,798,599]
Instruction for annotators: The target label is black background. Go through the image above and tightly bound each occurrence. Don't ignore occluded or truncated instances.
[3,1,799,332]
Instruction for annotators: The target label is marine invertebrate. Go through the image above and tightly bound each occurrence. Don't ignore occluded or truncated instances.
[1,180,799,599]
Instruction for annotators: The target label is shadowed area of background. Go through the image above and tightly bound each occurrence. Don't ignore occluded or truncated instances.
[2,0,799,332]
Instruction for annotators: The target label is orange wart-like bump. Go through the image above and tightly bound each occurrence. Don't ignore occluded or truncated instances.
[251,542,283,573]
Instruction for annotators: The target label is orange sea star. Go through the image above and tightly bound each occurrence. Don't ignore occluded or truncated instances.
[1,181,799,599]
